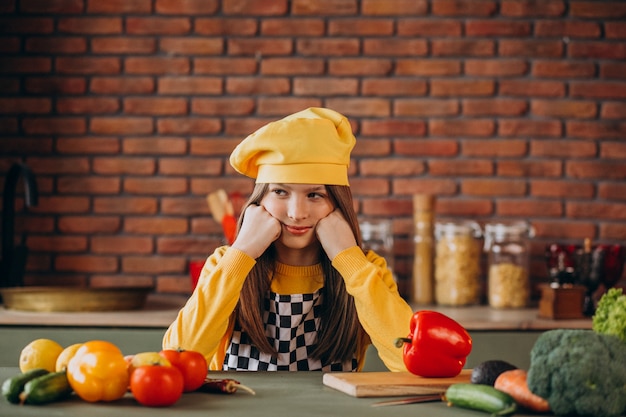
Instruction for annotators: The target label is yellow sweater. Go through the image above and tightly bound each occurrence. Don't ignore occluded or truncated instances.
[162,245,414,371]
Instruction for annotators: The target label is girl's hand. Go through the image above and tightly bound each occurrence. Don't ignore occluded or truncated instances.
[231,204,281,259]
[316,210,357,261]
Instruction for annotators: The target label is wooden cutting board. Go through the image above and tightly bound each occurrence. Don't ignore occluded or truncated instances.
[323,369,471,397]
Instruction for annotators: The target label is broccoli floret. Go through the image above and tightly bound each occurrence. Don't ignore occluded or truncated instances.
[527,329,626,417]
[593,288,626,343]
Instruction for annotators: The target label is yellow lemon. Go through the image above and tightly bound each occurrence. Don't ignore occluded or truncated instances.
[55,342,83,372]
[19,338,64,373]
[128,351,171,375]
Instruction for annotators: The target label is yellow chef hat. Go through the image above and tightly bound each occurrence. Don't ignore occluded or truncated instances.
[229,107,356,185]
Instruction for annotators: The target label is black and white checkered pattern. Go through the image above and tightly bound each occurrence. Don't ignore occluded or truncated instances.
[224,290,357,371]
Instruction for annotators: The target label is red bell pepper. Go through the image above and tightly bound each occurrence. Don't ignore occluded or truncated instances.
[395,310,472,378]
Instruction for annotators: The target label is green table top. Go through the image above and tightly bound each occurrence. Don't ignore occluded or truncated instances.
[0,368,548,417]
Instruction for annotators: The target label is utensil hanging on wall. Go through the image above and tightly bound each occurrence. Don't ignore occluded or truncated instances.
[207,189,237,245]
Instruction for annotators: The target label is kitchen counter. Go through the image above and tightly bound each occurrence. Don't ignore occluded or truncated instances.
[0,368,587,417]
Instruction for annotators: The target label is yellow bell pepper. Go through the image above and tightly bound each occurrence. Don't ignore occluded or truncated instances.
[66,340,129,402]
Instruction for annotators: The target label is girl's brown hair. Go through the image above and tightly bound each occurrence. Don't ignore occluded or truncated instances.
[234,183,363,364]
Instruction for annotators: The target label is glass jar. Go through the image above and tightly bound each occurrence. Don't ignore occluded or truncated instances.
[360,218,394,277]
[484,221,534,308]
[434,220,482,306]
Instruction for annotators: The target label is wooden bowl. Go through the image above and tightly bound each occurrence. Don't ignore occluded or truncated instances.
[0,286,153,312]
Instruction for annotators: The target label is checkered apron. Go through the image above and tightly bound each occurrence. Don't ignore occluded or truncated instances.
[223,289,357,371]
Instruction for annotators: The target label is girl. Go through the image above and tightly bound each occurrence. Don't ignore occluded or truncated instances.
[163,107,414,371]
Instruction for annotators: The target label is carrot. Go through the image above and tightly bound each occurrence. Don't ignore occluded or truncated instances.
[494,369,551,413]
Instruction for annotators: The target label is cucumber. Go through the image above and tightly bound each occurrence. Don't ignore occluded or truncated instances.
[444,383,517,416]
[19,370,73,405]
[1,368,49,404]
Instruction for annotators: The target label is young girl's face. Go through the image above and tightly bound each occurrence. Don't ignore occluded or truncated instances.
[261,183,334,251]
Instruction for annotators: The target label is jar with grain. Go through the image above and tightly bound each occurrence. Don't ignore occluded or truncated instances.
[484,221,534,308]
[434,220,482,306]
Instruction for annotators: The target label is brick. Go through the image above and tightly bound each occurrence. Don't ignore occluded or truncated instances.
[157,276,193,294]
[532,220,596,239]
[0,98,51,114]
[497,199,562,217]
[566,121,626,139]
[56,255,118,273]
[360,120,426,137]
[361,197,411,216]
[363,39,427,56]
[56,136,120,155]
[501,0,566,17]
[325,98,390,117]
[466,20,531,36]
[497,160,562,177]
[500,40,563,57]
[600,142,626,159]
[432,39,495,57]
[570,82,626,100]
[161,197,212,215]
[124,97,187,115]
[294,77,358,96]
[499,80,565,97]
[396,59,461,76]
[92,236,154,254]
[465,59,529,76]
[156,0,219,14]
[0,37,19,52]
[160,37,223,55]
[431,79,495,97]
[226,77,289,96]
[125,57,189,75]
[158,76,222,94]
[57,97,120,114]
[606,22,626,39]
[531,99,597,118]
[90,76,154,94]
[462,179,527,196]
[569,41,626,60]
[56,57,121,74]
[256,97,323,115]
[567,201,626,220]
[189,138,241,156]
[124,217,189,234]
[224,0,288,15]
[157,117,221,135]
[600,223,626,241]
[58,18,122,34]
[91,37,156,54]
[298,38,360,56]
[435,198,493,216]
[392,178,457,196]
[124,177,188,194]
[0,77,19,93]
[58,216,121,233]
[159,158,222,176]
[530,179,595,198]
[349,178,391,196]
[58,176,121,194]
[532,60,595,78]
[0,137,53,154]
[598,183,626,200]
[566,161,626,180]
[500,119,562,137]
[429,159,493,176]
[328,58,393,76]
[23,117,86,134]
[462,99,528,116]
[601,102,626,119]
[463,139,527,157]
[27,236,87,252]
[37,196,90,213]
[87,0,152,13]
[228,38,292,55]
[25,76,86,94]
[93,157,156,175]
[262,58,325,75]
[94,197,158,214]
[126,17,191,35]
[430,119,495,137]
[0,118,18,133]
[530,139,596,158]
[397,19,462,36]
[394,139,458,157]
[328,18,393,36]
[600,63,626,79]
[20,0,83,13]
[224,117,274,136]
[534,20,600,38]
[362,0,426,15]
[123,137,187,155]
[157,237,218,254]
[91,275,156,289]
[0,57,51,73]
[25,36,87,53]
[192,97,255,115]
[195,57,257,74]
[352,138,392,156]
[195,18,258,35]
[570,1,626,18]
[262,18,325,35]
[0,17,54,33]
[90,117,153,134]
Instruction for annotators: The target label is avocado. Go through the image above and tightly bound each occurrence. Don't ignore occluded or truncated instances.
[470,360,518,386]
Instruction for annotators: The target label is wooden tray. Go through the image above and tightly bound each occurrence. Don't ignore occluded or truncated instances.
[323,369,471,397]
[0,286,153,312]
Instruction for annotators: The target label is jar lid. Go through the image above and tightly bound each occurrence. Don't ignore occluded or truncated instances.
[435,219,482,238]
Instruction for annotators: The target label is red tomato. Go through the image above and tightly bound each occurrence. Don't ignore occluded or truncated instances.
[130,365,184,407]
[159,349,207,392]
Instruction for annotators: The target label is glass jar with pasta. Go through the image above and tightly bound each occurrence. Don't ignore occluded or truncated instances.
[484,221,534,308]
[434,220,482,306]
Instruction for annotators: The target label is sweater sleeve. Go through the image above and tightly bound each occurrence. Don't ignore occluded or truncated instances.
[332,246,414,372]
[162,246,256,368]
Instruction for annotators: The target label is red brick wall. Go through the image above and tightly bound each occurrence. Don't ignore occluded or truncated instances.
[1,0,625,298]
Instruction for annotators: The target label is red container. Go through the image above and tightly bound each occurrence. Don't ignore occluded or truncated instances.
[189,260,204,291]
